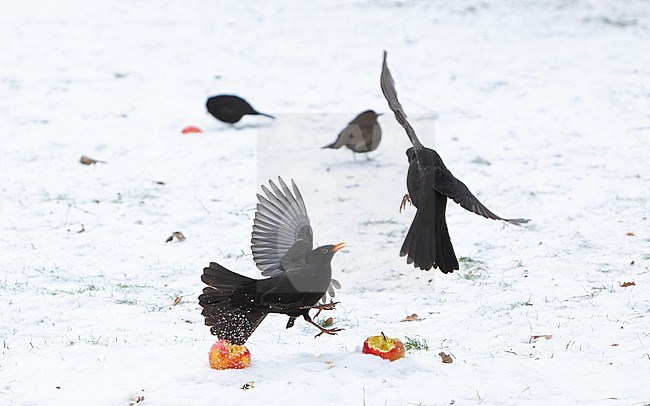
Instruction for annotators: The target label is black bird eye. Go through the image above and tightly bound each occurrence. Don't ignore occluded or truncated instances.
[321,248,328,253]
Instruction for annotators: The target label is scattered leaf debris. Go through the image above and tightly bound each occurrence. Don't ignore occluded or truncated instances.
[400,313,421,322]
[77,224,85,233]
[153,181,166,185]
[326,361,335,369]
[172,296,182,306]
[241,381,255,390]
[79,155,105,165]
[439,352,453,363]
[166,231,186,243]
[323,317,334,327]
[529,334,553,343]
[620,281,635,288]
[129,390,145,405]
[611,343,619,347]
[626,231,635,236]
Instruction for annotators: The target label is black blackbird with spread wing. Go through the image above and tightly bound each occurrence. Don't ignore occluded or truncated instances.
[206,94,275,124]
[198,177,344,344]
[323,110,382,154]
[381,51,529,273]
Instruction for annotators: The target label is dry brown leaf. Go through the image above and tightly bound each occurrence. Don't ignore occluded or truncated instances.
[241,381,255,390]
[529,334,553,343]
[172,296,182,306]
[400,313,420,322]
[326,361,335,369]
[439,352,453,363]
[620,281,635,288]
[165,231,186,243]
[323,317,334,327]
[626,231,635,236]
[611,343,619,347]
[80,155,104,165]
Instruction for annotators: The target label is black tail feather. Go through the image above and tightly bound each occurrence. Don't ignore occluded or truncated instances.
[198,262,267,345]
[400,202,459,273]
[254,111,276,119]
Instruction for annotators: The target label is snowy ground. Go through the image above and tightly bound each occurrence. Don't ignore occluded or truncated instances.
[2,0,650,404]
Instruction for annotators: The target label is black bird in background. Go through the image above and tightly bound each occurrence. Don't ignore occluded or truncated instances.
[323,110,383,154]
[380,51,529,273]
[198,177,345,344]
[206,94,275,124]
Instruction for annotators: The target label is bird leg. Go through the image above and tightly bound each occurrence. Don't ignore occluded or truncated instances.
[300,300,339,318]
[399,194,412,213]
[303,313,344,338]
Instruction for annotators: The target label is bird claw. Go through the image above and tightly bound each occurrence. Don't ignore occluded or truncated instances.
[301,301,339,311]
[314,327,344,338]
[399,194,412,213]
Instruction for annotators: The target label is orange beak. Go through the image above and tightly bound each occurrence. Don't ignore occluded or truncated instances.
[332,242,346,253]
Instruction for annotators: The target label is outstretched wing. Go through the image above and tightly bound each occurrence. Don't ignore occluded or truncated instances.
[380,50,424,150]
[251,177,313,277]
[435,171,530,225]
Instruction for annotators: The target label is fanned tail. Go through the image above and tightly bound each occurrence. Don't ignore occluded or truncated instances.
[198,262,267,345]
[400,204,459,274]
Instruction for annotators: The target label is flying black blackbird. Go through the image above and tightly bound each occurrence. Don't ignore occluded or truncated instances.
[380,51,529,273]
[206,94,275,124]
[322,110,382,154]
[198,177,345,344]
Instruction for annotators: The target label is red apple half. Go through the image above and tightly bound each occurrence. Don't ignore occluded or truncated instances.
[362,332,405,361]
[182,126,203,134]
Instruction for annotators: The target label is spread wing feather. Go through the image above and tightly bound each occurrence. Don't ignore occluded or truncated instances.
[251,177,313,277]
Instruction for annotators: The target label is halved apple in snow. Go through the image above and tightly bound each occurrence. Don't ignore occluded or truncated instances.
[362,332,405,361]
[181,125,202,134]
[208,340,251,370]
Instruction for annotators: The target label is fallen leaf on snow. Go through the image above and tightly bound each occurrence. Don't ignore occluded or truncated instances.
[241,381,255,390]
[326,361,335,369]
[611,343,619,347]
[80,155,105,165]
[626,231,635,236]
[166,231,186,243]
[129,390,145,405]
[323,317,334,327]
[172,296,182,306]
[439,352,453,363]
[620,281,635,288]
[529,335,553,343]
[400,313,421,322]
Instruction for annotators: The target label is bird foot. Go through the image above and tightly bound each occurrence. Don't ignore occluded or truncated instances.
[301,301,339,312]
[304,317,344,338]
[302,300,339,318]
[399,194,412,213]
[313,326,344,338]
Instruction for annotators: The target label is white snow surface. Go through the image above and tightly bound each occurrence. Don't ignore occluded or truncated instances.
[2,0,650,404]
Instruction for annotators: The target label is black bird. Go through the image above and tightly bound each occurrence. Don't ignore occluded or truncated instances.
[198,177,345,345]
[206,94,275,124]
[323,110,382,154]
[380,51,529,273]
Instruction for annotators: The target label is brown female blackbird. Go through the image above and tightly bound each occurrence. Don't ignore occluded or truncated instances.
[206,94,275,124]
[198,177,345,344]
[322,110,383,154]
[380,51,529,273]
